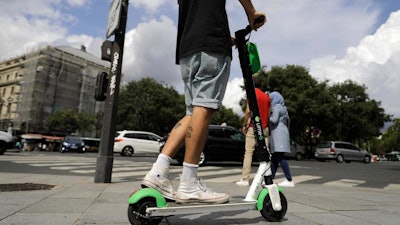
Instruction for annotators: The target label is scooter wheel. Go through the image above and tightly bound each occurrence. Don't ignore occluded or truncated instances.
[260,191,288,222]
[127,198,162,225]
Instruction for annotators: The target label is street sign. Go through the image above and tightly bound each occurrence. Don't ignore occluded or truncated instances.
[106,0,122,38]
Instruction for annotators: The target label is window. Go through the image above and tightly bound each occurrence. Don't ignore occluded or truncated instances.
[209,129,225,138]
[125,133,140,139]
[225,129,244,140]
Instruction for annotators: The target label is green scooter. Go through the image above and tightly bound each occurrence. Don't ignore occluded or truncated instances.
[127,17,288,225]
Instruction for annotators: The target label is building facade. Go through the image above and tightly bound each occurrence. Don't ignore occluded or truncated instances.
[0,45,109,135]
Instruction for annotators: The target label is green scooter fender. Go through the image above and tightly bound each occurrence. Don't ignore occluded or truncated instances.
[128,188,167,208]
[256,186,283,211]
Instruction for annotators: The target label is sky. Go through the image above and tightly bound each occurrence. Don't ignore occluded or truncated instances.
[0,0,399,119]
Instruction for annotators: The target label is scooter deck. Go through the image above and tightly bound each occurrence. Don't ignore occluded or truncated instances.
[146,196,256,217]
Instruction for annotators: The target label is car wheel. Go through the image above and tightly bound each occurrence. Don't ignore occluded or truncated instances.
[336,154,344,163]
[122,146,134,157]
[363,155,371,163]
[295,153,303,161]
[199,152,206,166]
[0,142,6,155]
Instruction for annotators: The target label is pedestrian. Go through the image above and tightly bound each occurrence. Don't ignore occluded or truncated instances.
[236,76,271,186]
[141,0,266,204]
[268,91,294,187]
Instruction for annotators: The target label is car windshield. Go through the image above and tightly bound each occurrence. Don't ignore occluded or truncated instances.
[65,137,83,142]
[317,141,332,148]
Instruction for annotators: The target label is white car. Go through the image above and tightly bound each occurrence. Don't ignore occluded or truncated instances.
[114,130,165,156]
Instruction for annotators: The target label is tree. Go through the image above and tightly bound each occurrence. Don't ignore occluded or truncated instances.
[328,80,390,145]
[117,78,185,136]
[372,118,400,154]
[258,65,335,155]
[256,65,389,156]
[45,109,96,135]
[211,106,242,128]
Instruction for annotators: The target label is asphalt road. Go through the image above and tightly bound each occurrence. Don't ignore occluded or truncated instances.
[1,150,400,225]
[1,150,399,190]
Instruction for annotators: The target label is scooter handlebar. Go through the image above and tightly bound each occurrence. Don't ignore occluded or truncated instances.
[245,15,266,35]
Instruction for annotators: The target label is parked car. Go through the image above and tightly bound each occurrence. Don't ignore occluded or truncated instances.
[384,151,400,161]
[314,141,371,163]
[81,137,101,152]
[114,130,165,156]
[60,136,86,153]
[0,131,14,155]
[173,125,251,165]
[286,139,305,160]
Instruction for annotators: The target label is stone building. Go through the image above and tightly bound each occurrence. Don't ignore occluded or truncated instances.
[0,45,109,135]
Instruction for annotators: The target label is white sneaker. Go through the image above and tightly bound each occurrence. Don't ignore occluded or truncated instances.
[236,179,250,186]
[278,179,295,187]
[141,167,174,200]
[175,177,230,204]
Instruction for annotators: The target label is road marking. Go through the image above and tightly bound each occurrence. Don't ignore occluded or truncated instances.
[384,184,400,190]
[273,175,321,184]
[3,155,399,191]
[323,179,365,187]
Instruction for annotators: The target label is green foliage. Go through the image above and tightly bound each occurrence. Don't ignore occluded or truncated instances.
[114,66,391,153]
[328,80,389,144]
[45,109,96,135]
[377,118,400,153]
[255,65,389,155]
[211,106,242,128]
[117,78,185,136]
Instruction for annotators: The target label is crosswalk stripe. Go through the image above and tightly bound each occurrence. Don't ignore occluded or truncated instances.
[261,175,322,186]
[384,184,400,190]
[3,156,398,190]
[323,179,365,187]
[50,165,95,170]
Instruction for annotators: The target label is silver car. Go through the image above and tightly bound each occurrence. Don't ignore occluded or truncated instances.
[286,139,305,161]
[315,141,371,163]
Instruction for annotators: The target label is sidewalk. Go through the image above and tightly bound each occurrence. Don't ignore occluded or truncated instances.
[1,171,400,225]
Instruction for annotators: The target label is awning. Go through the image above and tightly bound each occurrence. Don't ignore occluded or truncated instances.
[21,134,43,139]
[42,135,64,142]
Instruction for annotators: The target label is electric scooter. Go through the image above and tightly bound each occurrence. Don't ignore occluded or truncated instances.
[127,17,288,225]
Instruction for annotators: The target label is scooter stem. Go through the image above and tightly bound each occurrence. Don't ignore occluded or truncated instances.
[244,162,270,201]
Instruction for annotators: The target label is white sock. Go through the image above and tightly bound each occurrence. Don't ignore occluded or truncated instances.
[153,153,172,172]
[182,162,199,179]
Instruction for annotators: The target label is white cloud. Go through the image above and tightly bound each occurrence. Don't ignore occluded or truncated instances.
[223,77,246,116]
[132,0,174,13]
[122,15,182,90]
[0,1,79,60]
[310,10,400,116]
[0,0,398,118]
[66,0,90,7]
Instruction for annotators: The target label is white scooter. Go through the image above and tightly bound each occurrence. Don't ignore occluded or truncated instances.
[127,17,288,225]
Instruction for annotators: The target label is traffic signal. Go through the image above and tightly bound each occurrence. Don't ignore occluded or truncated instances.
[94,71,109,101]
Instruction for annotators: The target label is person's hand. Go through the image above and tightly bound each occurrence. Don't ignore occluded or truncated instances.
[249,11,266,31]
[242,126,248,135]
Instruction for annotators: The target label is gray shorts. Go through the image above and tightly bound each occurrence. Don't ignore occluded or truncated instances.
[180,52,231,115]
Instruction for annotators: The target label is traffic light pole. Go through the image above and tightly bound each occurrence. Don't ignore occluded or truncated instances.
[94,0,129,183]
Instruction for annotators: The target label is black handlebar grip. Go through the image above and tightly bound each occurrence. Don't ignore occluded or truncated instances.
[254,15,266,26]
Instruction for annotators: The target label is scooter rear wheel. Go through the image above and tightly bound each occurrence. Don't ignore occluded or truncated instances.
[260,191,288,222]
[128,198,162,225]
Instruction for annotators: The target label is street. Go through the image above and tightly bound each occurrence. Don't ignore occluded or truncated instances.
[1,151,400,225]
[1,151,399,190]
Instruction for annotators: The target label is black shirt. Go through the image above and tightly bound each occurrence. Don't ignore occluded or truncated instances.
[176,0,232,64]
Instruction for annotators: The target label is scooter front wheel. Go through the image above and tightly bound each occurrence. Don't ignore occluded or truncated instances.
[128,198,162,225]
[260,191,288,222]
